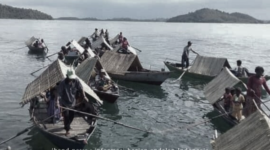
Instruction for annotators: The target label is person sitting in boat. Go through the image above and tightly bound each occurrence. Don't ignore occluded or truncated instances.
[233,60,249,77]
[85,38,92,49]
[33,40,39,48]
[95,69,111,91]
[245,66,270,117]
[118,37,129,54]
[181,41,199,70]
[91,28,99,41]
[41,87,61,123]
[58,69,88,136]
[222,87,233,112]
[60,46,68,55]
[231,87,245,121]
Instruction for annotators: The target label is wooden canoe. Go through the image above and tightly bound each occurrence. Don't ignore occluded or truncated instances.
[25,37,47,54]
[164,61,270,82]
[108,70,171,85]
[30,99,97,149]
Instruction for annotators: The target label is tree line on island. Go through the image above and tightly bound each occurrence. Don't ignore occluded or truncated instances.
[0,3,269,24]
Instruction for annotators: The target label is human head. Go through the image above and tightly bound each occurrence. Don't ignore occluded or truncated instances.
[230,88,235,95]
[237,60,242,66]
[255,66,264,77]
[123,37,127,41]
[61,46,66,51]
[41,39,44,43]
[120,32,122,35]
[95,28,98,31]
[235,87,242,95]
[188,41,192,47]
[225,87,230,94]
[66,69,76,80]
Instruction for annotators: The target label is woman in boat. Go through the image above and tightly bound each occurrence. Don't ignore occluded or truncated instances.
[42,87,61,123]
[223,87,233,112]
[120,37,129,54]
[231,88,245,121]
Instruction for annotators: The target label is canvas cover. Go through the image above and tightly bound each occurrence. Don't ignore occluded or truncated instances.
[99,51,143,73]
[75,57,98,83]
[71,40,85,54]
[213,109,270,150]
[25,36,37,46]
[77,37,96,57]
[21,59,102,105]
[204,67,240,104]
[189,55,231,76]
[109,34,119,44]
[92,36,113,50]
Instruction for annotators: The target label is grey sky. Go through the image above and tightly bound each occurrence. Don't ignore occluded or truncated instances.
[1,0,269,20]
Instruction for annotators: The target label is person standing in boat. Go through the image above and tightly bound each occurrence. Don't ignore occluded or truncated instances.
[58,69,88,136]
[234,60,249,77]
[231,88,245,121]
[118,32,123,44]
[181,41,199,70]
[222,87,233,112]
[91,28,99,41]
[245,66,270,117]
[42,87,61,123]
[105,29,109,39]
[100,29,105,37]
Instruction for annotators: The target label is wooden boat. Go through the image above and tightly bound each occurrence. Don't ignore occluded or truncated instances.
[204,67,245,126]
[164,56,270,82]
[21,59,102,149]
[76,57,120,103]
[109,34,119,45]
[25,36,48,54]
[211,108,270,150]
[100,51,170,85]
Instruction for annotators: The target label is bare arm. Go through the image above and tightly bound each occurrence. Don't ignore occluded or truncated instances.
[190,49,199,55]
[263,79,270,95]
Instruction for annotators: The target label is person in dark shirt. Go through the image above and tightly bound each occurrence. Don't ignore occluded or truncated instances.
[58,69,87,136]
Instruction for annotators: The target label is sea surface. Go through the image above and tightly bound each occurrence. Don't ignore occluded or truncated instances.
[0,20,270,150]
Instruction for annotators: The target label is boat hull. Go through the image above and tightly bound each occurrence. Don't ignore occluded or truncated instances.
[108,71,170,85]
[28,46,46,54]
[94,90,119,103]
[213,102,238,126]
[164,61,270,82]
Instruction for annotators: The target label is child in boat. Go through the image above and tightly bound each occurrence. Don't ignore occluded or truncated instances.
[43,87,61,123]
[223,87,232,112]
[232,88,245,121]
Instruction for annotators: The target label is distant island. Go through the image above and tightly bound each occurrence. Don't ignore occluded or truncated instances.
[167,8,263,23]
[56,17,166,22]
[0,3,52,20]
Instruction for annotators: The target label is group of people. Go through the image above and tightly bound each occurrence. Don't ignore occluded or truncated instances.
[32,39,45,48]
[222,66,270,121]
[38,69,90,136]
[91,28,109,42]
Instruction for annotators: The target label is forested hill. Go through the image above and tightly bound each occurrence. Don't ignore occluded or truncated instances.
[167,8,263,23]
[0,4,53,20]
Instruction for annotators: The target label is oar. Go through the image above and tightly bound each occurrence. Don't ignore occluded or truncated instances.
[171,70,187,83]
[9,46,27,52]
[37,52,58,59]
[0,126,33,145]
[132,47,142,52]
[30,64,50,75]
[61,106,154,134]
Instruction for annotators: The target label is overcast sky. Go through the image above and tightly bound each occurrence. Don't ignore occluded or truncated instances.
[1,0,270,20]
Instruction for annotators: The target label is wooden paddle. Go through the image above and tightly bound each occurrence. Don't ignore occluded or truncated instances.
[9,46,27,52]
[30,64,50,75]
[132,46,142,52]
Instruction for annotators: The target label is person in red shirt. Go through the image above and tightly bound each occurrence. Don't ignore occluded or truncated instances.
[121,37,129,54]
[223,87,233,112]
[245,66,270,116]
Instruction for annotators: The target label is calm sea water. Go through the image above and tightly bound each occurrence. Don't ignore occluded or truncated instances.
[0,20,270,150]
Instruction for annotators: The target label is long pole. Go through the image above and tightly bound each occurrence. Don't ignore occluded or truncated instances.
[61,106,154,134]
[30,64,50,75]
[9,46,27,52]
